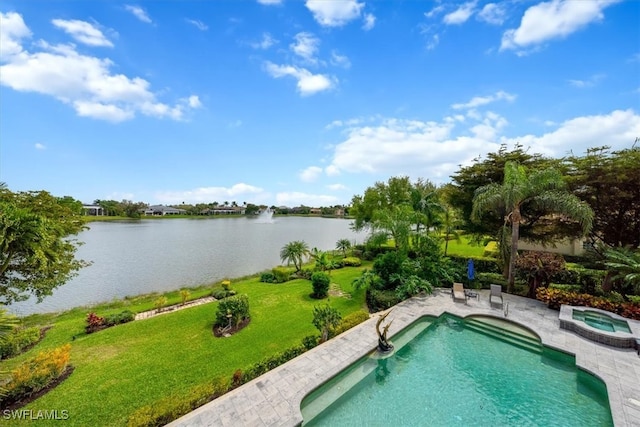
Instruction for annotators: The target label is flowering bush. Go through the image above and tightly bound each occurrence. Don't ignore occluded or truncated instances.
[85,312,105,333]
[536,288,640,320]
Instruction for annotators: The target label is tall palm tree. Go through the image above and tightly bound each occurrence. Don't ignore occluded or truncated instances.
[472,161,593,292]
[279,240,309,272]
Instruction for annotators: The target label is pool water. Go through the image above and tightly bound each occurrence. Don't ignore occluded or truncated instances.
[302,314,613,426]
[572,310,631,333]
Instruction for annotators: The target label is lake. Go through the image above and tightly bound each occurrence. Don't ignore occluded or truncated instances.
[8,216,366,316]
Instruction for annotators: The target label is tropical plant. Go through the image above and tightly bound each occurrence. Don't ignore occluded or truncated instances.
[336,238,352,257]
[154,296,168,312]
[180,290,191,305]
[0,309,18,397]
[372,205,415,253]
[603,247,640,293]
[279,240,309,272]
[515,251,566,298]
[312,304,342,342]
[472,161,593,292]
[411,178,444,234]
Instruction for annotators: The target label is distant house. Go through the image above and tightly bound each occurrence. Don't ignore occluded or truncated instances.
[518,238,589,257]
[143,205,187,216]
[201,206,245,215]
[309,208,322,215]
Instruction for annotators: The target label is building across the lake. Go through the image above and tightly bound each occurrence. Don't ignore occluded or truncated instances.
[143,205,187,216]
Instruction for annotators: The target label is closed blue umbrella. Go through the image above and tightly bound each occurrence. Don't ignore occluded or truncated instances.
[467,258,475,282]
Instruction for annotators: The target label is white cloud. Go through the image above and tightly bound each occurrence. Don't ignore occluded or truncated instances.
[324,109,639,183]
[443,1,477,25]
[257,0,282,4]
[186,19,208,31]
[185,95,202,108]
[156,183,266,204]
[330,51,351,68]
[451,91,516,110]
[327,183,347,191]
[300,166,323,182]
[567,74,605,88]
[362,13,376,30]
[125,5,152,24]
[290,32,320,63]
[276,191,339,207]
[264,61,334,96]
[35,143,46,150]
[477,3,507,25]
[0,12,31,58]
[425,5,445,19]
[51,19,113,47]
[325,164,341,176]
[0,13,199,122]
[251,32,277,50]
[501,0,620,52]
[426,34,440,51]
[305,0,364,27]
[509,109,639,157]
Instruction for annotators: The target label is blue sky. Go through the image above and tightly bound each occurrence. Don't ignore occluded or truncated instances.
[1,0,638,207]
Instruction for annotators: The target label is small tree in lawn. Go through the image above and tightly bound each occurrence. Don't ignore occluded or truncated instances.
[312,304,342,342]
[180,290,191,305]
[280,240,310,273]
[336,238,352,257]
[311,272,331,298]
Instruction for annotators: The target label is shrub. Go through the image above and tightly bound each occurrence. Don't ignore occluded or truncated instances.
[221,280,231,291]
[329,310,370,338]
[271,267,293,283]
[104,310,135,327]
[85,312,105,333]
[0,326,41,359]
[180,290,191,305]
[1,344,71,407]
[296,268,313,280]
[311,272,330,299]
[312,304,342,342]
[259,272,276,283]
[475,272,507,289]
[535,288,640,320]
[366,288,401,312]
[301,335,320,350]
[154,296,168,312]
[341,257,362,267]
[214,294,250,328]
[447,255,501,275]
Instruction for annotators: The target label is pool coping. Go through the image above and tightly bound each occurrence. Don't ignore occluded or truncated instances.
[168,290,640,427]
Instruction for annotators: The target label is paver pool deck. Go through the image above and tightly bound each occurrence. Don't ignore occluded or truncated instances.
[169,290,640,427]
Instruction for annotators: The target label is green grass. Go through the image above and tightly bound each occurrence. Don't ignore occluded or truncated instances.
[443,235,487,258]
[2,266,368,426]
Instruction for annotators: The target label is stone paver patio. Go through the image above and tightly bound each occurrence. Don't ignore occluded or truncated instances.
[168,290,640,427]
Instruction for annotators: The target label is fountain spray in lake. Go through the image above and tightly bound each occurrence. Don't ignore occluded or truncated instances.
[255,208,274,224]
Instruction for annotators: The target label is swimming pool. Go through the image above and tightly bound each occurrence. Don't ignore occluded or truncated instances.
[572,309,631,333]
[301,314,613,426]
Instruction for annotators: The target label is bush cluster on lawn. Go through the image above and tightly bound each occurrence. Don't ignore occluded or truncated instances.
[212,289,236,300]
[0,344,71,408]
[341,257,362,267]
[127,307,372,427]
[536,288,640,320]
[85,310,135,334]
[214,294,250,329]
[0,326,41,359]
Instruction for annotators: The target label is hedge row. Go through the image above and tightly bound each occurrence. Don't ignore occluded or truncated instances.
[0,326,41,359]
[535,288,640,320]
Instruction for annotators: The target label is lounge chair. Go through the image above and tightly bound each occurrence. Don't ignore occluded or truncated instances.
[452,283,466,303]
[490,284,503,307]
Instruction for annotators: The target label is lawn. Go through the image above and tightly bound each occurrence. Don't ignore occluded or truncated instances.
[442,235,488,258]
[2,265,368,427]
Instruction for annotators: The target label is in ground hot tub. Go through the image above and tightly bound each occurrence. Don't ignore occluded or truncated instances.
[559,305,640,349]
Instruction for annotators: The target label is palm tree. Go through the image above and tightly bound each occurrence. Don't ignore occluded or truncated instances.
[604,248,640,293]
[336,238,352,257]
[472,161,593,292]
[279,240,309,272]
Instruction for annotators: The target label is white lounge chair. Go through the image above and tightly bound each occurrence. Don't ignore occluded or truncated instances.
[452,283,466,303]
[490,284,503,307]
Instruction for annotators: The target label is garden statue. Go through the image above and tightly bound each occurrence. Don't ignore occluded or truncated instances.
[376,310,394,353]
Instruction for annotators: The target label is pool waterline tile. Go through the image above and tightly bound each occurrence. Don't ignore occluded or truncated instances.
[168,290,640,427]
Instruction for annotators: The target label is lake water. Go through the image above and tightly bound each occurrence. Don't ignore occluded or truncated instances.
[8,216,366,316]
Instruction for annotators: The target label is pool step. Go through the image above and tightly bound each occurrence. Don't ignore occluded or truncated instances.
[463,318,542,354]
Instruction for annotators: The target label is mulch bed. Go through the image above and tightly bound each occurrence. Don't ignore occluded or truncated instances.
[1,365,75,411]
[213,318,251,337]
